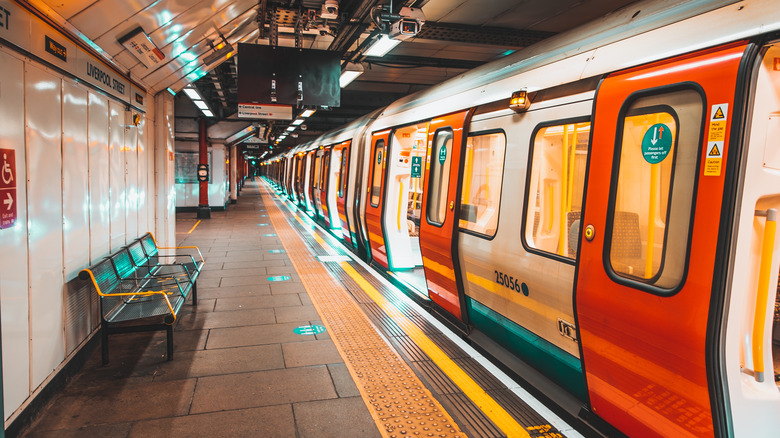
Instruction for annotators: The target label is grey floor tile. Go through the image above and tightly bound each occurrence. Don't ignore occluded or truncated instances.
[214,294,301,312]
[153,344,284,380]
[275,305,321,324]
[190,366,337,413]
[129,405,295,438]
[283,340,343,368]
[176,307,276,330]
[294,397,381,438]
[206,322,310,349]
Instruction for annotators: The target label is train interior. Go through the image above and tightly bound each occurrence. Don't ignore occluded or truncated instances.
[381,123,428,294]
[326,147,343,230]
[525,122,589,258]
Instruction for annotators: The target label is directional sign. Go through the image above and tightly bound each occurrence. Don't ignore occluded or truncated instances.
[641,123,672,164]
[0,149,17,229]
[411,156,422,178]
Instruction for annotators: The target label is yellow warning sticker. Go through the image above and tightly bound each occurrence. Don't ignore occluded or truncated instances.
[705,141,722,176]
[708,120,726,142]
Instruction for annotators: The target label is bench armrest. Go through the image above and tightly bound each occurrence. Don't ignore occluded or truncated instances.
[80,269,182,323]
[156,245,204,264]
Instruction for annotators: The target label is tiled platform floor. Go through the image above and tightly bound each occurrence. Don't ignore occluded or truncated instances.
[20,181,381,437]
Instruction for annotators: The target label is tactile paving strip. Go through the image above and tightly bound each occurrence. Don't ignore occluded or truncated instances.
[261,187,466,438]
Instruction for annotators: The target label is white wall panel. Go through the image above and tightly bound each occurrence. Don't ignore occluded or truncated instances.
[62,80,92,356]
[88,93,110,261]
[137,115,149,235]
[25,63,65,391]
[62,80,90,279]
[0,48,30,422]
[108,101,126,251]
[125,114,139,241]
[155,94,175,248]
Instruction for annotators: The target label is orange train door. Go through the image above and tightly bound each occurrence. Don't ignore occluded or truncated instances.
[419,110,472,320]
[575,43,747,436]
[365,130,391,268]
[334,140,351,242]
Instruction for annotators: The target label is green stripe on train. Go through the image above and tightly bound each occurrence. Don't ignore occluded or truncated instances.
[466,297,587,401]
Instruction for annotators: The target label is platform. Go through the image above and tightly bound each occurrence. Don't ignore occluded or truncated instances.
[19,179,582,438]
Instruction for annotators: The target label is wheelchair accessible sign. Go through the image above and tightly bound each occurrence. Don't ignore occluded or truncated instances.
[641,124,672,164]
[0,149,16,229]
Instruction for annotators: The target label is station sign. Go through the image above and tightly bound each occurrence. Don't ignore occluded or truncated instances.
[0,148,17,229]
[238,103,292,120]
[0,0,145,112]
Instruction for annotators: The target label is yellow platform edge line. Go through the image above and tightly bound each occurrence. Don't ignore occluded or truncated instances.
[272,187,530,438]
[187,220,201,234]
[260,187,466,438]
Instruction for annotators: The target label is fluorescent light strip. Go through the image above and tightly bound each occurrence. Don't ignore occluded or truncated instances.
[286,126,295,132]
[340,70,363,88]
[291,119,304,126]
[202,109,214,117]
[364,35,401,58]
[300,109,316,118]
[194,100,209,110]
[183,88,201,100]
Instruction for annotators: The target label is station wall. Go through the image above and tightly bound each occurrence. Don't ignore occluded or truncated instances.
[0,44,175,423]
[174,142,230,209]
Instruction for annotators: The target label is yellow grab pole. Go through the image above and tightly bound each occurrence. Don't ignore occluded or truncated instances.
[753,208,776,382]
[567,124,578,212]
[397,181,404,230]
[559,125,569,256]
[645,163,659,278]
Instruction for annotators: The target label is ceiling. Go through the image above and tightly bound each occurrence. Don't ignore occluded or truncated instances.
[31,0,638,154]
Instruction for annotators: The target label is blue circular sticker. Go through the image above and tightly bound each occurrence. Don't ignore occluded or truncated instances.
[641,123,672,164]
[438,146,447,165]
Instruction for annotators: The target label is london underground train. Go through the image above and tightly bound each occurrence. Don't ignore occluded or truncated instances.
[262,0,780,435]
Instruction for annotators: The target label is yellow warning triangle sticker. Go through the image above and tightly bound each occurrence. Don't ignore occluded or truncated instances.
[713,107,725,119]
[710,143,721,157]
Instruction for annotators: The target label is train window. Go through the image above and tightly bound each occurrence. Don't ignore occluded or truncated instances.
[459,132,506,237]
[370,139,386,207]
[607,89,703,291]
[313,154,322,189]
[321,151,330,189]
[427,128,454,226]
[338,147,348,198]
[525,120,590,259]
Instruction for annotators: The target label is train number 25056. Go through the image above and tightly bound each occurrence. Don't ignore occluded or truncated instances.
[493,270,529,296]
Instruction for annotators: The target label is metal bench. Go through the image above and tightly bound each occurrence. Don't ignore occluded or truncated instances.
[136,232,204,289]
[79,235,204,365]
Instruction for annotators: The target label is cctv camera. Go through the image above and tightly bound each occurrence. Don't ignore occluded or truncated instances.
[321,0,338,19]
[388,7,425,41]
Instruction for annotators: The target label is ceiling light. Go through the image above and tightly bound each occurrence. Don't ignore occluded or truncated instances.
[300,109,316,118]
[194,100,209,110]
[364,35,401,58]
[183,88,201,100]
[291,119,304,126]
[286,126,295,132]
[339,62,364,88]
[202,109,214,117]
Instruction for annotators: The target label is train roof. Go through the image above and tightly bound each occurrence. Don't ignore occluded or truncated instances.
[370,0,779,126]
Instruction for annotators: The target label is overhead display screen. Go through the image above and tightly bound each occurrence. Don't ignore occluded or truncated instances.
[237,43,341,108]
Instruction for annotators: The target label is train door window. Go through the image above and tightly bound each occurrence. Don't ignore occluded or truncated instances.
[459,132,506,237]
[427,128,453,225]
[607,89,703,291]
[338,146,349,198]
[314,154,323,190]
[321,151,330,189]
[370,139,386,207]
[525,120,590,259]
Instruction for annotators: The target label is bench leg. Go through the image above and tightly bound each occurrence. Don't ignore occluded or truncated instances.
[166,325,174,361]
[101,327,109,365]
[192,281,198,306]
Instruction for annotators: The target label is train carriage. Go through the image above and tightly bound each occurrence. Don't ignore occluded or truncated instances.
[264,0,780,436]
